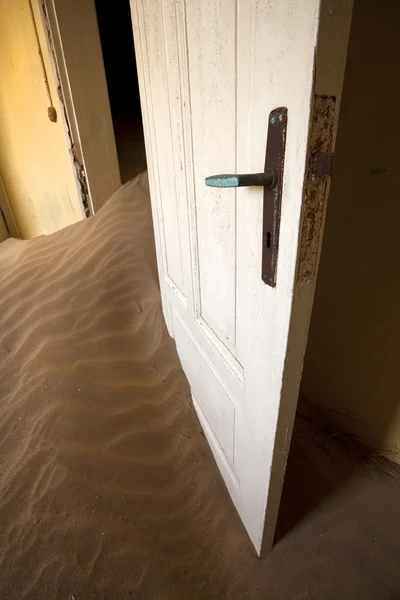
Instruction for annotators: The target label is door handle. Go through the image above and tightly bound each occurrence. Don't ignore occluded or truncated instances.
[205,171,277,189]
[203,106,287,287]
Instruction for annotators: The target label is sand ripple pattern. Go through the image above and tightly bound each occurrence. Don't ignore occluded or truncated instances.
[0,174,256,599]
[1,173,399,600]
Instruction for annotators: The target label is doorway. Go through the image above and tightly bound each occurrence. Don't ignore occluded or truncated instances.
[95,0,146,183]
[300,0,400,465]
[275,0,400,548]
[274,0,400,538]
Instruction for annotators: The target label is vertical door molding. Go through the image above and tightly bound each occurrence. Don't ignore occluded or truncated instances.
[44,0,121,213]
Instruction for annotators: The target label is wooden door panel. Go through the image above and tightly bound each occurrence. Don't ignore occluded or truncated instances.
[186,0,239,353]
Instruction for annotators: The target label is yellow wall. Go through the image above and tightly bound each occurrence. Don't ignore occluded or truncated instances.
[0,0,83,239]
[301,0,400,462]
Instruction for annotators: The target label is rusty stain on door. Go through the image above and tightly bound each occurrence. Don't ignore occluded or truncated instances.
[297,95,337,285]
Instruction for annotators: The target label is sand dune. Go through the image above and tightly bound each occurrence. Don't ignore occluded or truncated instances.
[0,173,399,599]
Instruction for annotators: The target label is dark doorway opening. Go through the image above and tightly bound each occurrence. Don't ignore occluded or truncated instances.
[95,0,146,183]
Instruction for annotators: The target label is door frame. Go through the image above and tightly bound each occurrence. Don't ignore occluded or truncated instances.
[0,175,19,239]
[42,0,121,214]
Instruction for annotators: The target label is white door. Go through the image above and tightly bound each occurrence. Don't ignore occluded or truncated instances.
[131,0,351,553]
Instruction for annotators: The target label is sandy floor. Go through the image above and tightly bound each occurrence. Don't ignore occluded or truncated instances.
[0,174,399,599]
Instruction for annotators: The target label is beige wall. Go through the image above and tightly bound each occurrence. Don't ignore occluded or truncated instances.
[301,0,400,462]
[0,0,83,239]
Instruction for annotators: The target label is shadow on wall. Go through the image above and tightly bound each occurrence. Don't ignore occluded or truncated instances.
[301,0,400,462]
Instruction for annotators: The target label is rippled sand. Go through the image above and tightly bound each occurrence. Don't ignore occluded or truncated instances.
[0,173,399,599]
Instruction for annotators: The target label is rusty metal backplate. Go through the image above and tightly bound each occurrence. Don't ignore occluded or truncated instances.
[262,107,288,286]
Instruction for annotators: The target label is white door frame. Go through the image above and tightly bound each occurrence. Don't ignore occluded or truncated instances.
[42,0,121,214]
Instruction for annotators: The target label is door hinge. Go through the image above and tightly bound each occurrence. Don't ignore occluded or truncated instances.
[312,151,334,177]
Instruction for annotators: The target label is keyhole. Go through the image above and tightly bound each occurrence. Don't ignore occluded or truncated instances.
[266,232,272,249]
